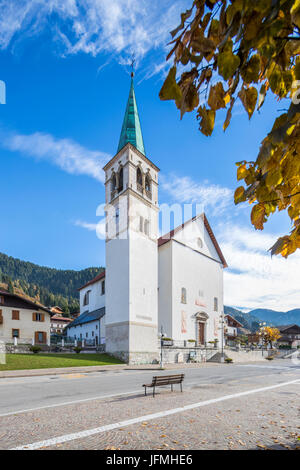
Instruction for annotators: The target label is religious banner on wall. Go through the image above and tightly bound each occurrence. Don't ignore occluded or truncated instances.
[214,318,219,337]
[181,311,187,334]
[195,299,207,308]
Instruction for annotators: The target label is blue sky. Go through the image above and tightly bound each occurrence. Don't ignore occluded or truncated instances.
[0,0,299,311]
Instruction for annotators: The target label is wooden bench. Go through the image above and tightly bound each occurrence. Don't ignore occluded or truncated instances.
[143,374,185,397]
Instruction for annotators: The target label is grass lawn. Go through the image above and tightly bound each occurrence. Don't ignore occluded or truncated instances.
[0,353,123,371]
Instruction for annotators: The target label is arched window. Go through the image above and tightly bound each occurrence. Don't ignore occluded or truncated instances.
[111,173,117,197]
[137,167,143,193]
[181,287,187,304]
[145,174,151,192]
[118,167,123,192]
[83,290,91,306]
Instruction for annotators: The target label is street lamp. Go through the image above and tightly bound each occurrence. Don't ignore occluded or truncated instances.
[259,321,266,356]
[219,312,225,363]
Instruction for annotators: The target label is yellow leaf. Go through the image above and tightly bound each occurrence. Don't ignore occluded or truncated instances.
[159,67,182,101]
[238,86,258,119]
[197,106,216,136]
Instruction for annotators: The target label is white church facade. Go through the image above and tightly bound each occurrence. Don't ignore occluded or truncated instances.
[67,74,227,364]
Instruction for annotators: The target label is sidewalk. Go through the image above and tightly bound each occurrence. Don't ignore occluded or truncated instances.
[0,361,220,379]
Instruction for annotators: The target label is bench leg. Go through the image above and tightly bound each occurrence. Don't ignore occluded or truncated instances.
[171,384,173,392]
[153,386,155,398]
[144,386,147,396]
[180,383,183,393]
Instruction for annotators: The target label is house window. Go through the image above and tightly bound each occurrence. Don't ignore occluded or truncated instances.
[0,296,4,304]
[12,329,19,338]
[86,332,88,338]
[92,331,94,337]
[33,313,44,322]
[181,288,187,304]
[36,331,45,343]
[83,290,91,306]
[111,172,117,198]
[214,297,218,311]
[12,310,20,320]
[101,280,105,295]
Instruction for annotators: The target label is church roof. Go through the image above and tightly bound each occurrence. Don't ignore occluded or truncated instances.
[66,307,105,328]
[78,270,105,291]
[117,76,145,155]
[157,213,228,268]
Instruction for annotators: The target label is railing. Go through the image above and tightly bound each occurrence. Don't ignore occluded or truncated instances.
[137,183,143,194]
[145,189,152,200]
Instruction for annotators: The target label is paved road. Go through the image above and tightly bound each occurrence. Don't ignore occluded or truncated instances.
[0,359,298,416]
[0,359,299,450]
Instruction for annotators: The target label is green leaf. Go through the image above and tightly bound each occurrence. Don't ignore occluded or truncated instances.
[217,41,240,81]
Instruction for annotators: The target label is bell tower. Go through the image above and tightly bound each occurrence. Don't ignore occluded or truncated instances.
[103,74,159,364]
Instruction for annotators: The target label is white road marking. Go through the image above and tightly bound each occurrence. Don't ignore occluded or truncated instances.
[237,365,297,370]
[11,378,300,450]
[0,389,141,417]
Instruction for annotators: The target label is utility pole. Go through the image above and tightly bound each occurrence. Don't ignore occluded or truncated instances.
[160,325,165,369]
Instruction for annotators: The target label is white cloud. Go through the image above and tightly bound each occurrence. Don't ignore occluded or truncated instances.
[74,220,98,231]
[2,130,110,182]
[160,174,233,215]
[0,0,189,63]
[218,224,300,312]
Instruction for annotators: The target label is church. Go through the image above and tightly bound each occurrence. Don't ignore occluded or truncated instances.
[66,74,227,364]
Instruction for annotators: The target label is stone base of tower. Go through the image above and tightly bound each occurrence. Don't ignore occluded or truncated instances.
[105,321,159,365]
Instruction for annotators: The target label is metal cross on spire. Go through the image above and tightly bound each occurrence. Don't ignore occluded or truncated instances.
[130,54,135,78]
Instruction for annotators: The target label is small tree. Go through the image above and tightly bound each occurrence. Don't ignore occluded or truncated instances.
[258,326,281,349]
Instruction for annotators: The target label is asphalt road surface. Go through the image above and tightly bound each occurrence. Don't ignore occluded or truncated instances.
[0,359,299,450]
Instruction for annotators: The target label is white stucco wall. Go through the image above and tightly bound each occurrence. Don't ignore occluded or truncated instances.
[67,317,105,344]
[0,306,50,344]
[158,217,224,344]
[79,279,105,314]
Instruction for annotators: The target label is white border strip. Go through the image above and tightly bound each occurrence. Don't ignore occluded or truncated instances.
[11,378,300,450]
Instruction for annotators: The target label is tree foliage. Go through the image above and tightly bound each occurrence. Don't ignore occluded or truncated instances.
[160,0,300,257]
[0,253,104,314]
[258,325,281,347]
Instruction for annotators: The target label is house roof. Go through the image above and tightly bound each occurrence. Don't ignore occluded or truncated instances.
[0,289,51,314]
[157,213,227,268]
[277,324,300,332]
[66,307,105,328]
[78,270,105,291]
[51,315,73,323]
[225,314,243,328]
[117,75,145,156]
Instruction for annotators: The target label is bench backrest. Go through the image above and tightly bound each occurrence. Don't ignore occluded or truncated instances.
[151,374,184,386]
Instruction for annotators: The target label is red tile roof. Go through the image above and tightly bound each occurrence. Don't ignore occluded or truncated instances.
[157,213,227,268]
[78,270,105,291]
[51,315,73,323]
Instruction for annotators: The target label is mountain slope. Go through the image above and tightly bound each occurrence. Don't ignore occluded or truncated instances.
[0,252,104,314]
[224,306,260,331]
[248,308,300,326]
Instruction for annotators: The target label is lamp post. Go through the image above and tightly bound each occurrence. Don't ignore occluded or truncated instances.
[219,312,225,363]
[259,321,266,356]
[159,325,165,369]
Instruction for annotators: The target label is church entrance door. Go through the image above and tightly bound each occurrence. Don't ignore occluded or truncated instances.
[198,322,205,345]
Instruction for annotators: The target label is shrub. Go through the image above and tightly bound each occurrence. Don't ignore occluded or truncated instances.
[73,347,82,354]
[188,339,196,343]
[225,357,233,363]
[29,346,42,354]
[266,356,274,360]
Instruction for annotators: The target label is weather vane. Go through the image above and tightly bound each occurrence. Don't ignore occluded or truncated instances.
[130,54,135,78]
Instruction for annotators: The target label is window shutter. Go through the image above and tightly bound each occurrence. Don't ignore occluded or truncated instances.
[32,313,36,321]
[43,332,47,344]
[41,314,45,322]
[35,331,39,343]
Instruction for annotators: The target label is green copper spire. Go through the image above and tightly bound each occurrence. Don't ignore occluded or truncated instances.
[117,74,145,155]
